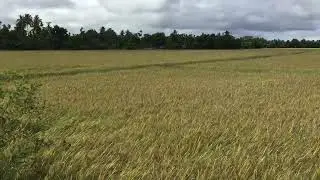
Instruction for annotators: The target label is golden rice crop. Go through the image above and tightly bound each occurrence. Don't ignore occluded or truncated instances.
[1,49,320,179]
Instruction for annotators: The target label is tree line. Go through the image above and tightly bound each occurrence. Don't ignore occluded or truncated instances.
[1,14,320,50]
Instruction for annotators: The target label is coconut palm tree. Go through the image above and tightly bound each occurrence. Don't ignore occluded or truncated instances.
[24,14,33,36]
[15,14,33,36]
[31,15,43,37]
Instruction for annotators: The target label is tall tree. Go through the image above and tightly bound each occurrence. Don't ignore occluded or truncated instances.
[24,14,33,36]
[31,15,43,37]
[15,15,26,36]
[51,25,69,49]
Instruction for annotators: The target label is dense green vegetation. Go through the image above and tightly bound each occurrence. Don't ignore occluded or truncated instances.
[0,76,49,179]
[1,14,320,50]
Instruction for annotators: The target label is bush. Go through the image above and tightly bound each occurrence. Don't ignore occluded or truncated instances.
[0,75,50,179]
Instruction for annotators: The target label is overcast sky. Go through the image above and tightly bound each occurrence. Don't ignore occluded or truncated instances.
[1,0,320,40]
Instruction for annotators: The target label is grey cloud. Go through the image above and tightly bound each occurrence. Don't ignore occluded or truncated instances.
[97,0,167,31]
[0,0,75,25]
[156,0,320,33]
[8,0,75,9]
[1,0,320,39]
[230,15,317,32]
[0,16,15,25]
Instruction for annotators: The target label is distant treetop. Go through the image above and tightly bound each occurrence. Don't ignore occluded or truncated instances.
[0,14,319,50]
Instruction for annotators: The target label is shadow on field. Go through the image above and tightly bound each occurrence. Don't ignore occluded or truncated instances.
[0,51,306,80]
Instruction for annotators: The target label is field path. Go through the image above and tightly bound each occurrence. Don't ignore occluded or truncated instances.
[0,50,306,80]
